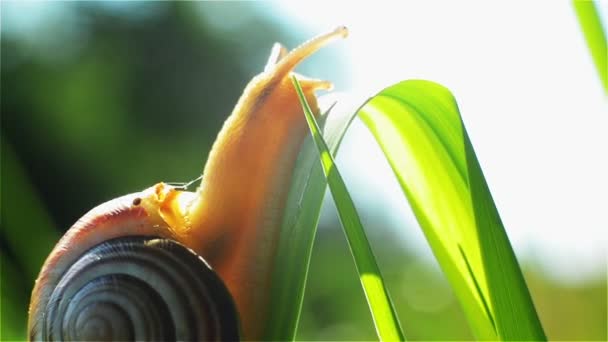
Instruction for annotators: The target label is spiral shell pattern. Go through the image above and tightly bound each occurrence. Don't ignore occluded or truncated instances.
[34,236,240,341]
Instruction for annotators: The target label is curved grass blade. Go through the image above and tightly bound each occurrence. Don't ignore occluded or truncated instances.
[292,77,405,341]
[262,93,360,340]
[572,0,607,93]
[357,80,546,340]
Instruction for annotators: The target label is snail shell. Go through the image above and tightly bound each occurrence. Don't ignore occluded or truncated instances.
[28,185,240,341]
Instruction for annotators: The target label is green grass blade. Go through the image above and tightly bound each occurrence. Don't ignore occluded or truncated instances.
[357,80,546,340]
[263,95,359,340]
[573,0,607,93]
[292,76,405,341]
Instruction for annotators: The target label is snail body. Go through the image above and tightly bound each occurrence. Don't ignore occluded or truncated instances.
[29,27,348,341]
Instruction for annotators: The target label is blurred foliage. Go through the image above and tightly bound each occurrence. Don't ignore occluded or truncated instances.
[0,1,605,341]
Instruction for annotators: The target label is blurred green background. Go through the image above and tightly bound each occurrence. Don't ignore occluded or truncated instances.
[1,1,605,341]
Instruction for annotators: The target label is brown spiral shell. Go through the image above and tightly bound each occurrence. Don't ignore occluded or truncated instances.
[28,188,240,341]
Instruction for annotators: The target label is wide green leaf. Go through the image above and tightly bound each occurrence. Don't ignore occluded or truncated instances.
[264,79,545,341]
[357,80,546,340]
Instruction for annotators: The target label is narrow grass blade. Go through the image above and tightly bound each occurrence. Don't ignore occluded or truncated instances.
[292,76,405,341]
[573,0,607,93]
[357,80,546,340]
[262,93,360,340]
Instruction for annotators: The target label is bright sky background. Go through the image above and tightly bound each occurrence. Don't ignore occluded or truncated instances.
[270,1,607,284]
[3,1,606,284]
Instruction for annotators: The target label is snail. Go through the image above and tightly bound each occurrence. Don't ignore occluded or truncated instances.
[28,26,348,341]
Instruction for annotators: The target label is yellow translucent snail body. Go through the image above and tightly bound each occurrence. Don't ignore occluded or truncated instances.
[28,26,348,341]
